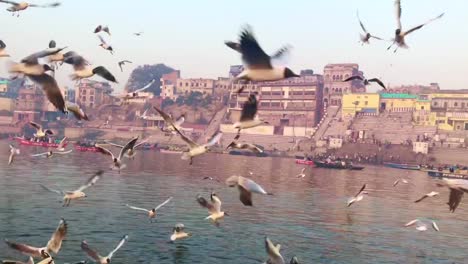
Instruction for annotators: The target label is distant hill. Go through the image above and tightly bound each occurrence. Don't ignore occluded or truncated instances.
[126,64,175,95]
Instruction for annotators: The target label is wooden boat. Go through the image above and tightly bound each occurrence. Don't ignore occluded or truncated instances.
[426,170,468,180]
[15,137,67,148]
[228,150,268,157]
[314,160,364,170]
[383,162,421,170]
[295,159,314,165]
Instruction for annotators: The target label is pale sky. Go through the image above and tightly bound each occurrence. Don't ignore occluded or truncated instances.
[0,0,467,93]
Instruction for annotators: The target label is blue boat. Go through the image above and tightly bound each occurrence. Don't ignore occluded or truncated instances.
[426,170,468,180]
[383,162,420,170]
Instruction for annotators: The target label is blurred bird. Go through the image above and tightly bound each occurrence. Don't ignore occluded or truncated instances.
[264,237,285,264]
[414,191,439,203]
[0,40,10,57]
[66,101,89,121]
[5,218,67,258]
[404,219,439,232]
[172,126,222,165]
[436,178,468,212]
[170,224,191,242]
[197,192,227,223]
[290,257,300,264]
[118,60,132,72]
[343,75,386,90]
[94,25,111,35]
[393,178,409,187]
[40,170,103,206]
[105,136,149,159]
[97,35,113,54]
[347,184,368,207]
[8,144,20,165]
[63,51,117,83]
[47,40,67,69]
[226,25,299,82]
[29,122,53,138]
[356,11,383,44]
[55,137,67,151]
[0,1,60,17]
[233,94,268,139]
[81,235,128,264]
[388,0,444,52]
[153,106,185,135]
[133,32,143,36]
[226,141,263,153]
[95,137,139,172]
[295,168,306,179]
[225,175,272,206]
[121,79,154,99]
[32,150,72,158]
[125,196,173,222]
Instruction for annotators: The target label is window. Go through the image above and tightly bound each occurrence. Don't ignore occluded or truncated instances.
[454,102,458,107]
[444,102,448,108]
[90,96,94,101]
[421,106,425,110]
[185,83,188,87]
[365,101,368,106]
[434,102,438,106]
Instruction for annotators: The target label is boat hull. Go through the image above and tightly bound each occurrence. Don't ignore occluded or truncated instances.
[426,170,468,180]
[383,162,420,170]
[74,144,100,152]
[314,160,364,170]
[15,138,67,148]
[295,159,314,165]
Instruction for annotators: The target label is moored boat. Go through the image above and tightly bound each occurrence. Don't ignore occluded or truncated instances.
[383,162,420,170]
[295,159,314,165]
[426,169,468,180]
[314,160,364,170]
[15,137,67,148]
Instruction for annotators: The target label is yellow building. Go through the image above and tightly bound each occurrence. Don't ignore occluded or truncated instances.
[0,97,14,111]
[428,93,468,131]
[413,100,432,126]
[0,80,7,93]
[342,93,380,119]
[380,93,418,112]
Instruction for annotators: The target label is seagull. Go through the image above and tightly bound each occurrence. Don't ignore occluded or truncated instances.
[153,106,185,134]
[225,175,272,206]
[404,219,439,232]
[5,218,67,258]
[40,170,103,206]
[95,137,139,172]
[97,35,113,55]
[232,94,269,139]
[414,191,439,203]
[66,101,89,121]
[138,109,149,119]
[226,141,263,153]
[0,40,10,57]
[121,79,155,99]
[295,168,306,179]
[264,237,285,264]
[202,176,220,182]
[197,192,227,223]
[393,178,409,187]
[125,197,173,222]
[118,60,132,72]
[356,11,383,44]
[172,126,222,165]
[388,0,444,52]
[226,25,299,82]
[9,49,67,113]
[0,1,60,17]
[347,184,368,207]
[47,40,66,68]
[8,144,20,165]
[56,137,67,151]
[289,257,300,264]
[170,224,191,242]
[29,122,53,138]
[94,25,111,36]
[63,51,117,83]
[133,32,143,36]
[81,235,128,264]
[436,178,468,212]
[32,150,72,158]
[343,75,386,90]
[105,136,149,159]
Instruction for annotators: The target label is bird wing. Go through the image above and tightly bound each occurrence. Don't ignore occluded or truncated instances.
[134,79,155,93]
[106,235,128,260]
[4,240,41,256]
[239,176,269,195]
[240,94,258,121]
[2,259,29,264]
[0,40,6,49]
[95,144,116,160]
[104,141,125,148]
[197,195,216,214]
[171,122,198,148]
[403,13,444,36]
[238,185,253,206]
[29,2,60,8]
[63,52,87,70]
[29,121,41,130]
[123,60,132,64]
[154,197,173,211]
[8,152,14,165]
[265,237,284,263]
[356,11,368,33]
[404,219,419,227]
[343,75,363,82]
[174,115,185,126]
[28,74,66,113]
[118,137,139,160]
[21,49,63,65]
[368,78,386,90]
[238,25,272,69]
[245,143,263,153]
[46,218,67,254]
[447,188,464,213]
[153,106,175,126]
[125,204,150,213]
[92,66,117,83]
[81,241,102,262]
[270,45,292,62]
[211,194,222,213]
[94,25,102,34]
[103,26,111,35]
[414,194,428,203]
[370,35,383,40]
[205,131,223,148]
[355,184,367,197]
[393,179,400,187]
[395,0,402,30]
[31,152,49,157]
[97,34,107,45]
[58,137,67,149]
[0,0,19,5]
[225,41,242,53]
[40,184,64,195]
[55,150,73,155]
[66,103,88,121]
[76,171,103,192]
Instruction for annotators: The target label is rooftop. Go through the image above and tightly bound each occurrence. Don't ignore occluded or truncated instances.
[380,93,418,99]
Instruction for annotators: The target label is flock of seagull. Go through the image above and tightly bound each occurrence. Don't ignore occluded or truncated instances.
[0,0,466,263]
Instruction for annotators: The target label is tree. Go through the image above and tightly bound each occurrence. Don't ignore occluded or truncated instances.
[162,98,175,108]
[126,64,176,95]
[176,96,185,106]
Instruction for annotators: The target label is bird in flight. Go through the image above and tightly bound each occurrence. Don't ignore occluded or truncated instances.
[95,137,139,172]
[170,224,191,242]
[81,235,128,264]
[118,60,132,72]
[232,93,269,139]
[94,25,111,36]
[347,184,368,207]
[8,144,20,165]
[436,179,468,212]
[126,197,173,223]
[0,1,60,17]
[66,101,89,121]
[197,192,227,224]
[63,51,117,83]
[97,35,114,55]
[29,122,53,138]
[105,136,150,159]
[134,32,143,36]
[225,175,272,206]
[414,191,439,203]
[356,11,383,45]
[343,75,386,90]
[264,236,285,264]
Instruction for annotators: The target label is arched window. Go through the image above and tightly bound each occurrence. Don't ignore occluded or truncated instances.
[325,87,329,94]
[454,102,458,107]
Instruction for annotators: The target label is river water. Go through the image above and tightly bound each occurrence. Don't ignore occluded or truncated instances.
[0,143,467,263]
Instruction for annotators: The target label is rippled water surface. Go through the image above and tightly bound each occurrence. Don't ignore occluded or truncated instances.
[1,142,467,263]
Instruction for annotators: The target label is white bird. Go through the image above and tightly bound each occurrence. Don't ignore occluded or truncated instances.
[232,94,269,139]
[125,196,173,222]
[226,25,299,82]
[226,141,263,153]
[404,219,439,232]
[5,218,67,258]
[393,178,409,187]
[94,25,111,35]
[55,137,67,151]
[8,144,20,165]
[0,40,10,57]
[66,101,89,121]
[105,136,149,159]
[47,40,66,69]
[295,168,306,178]
[40,170,103,206]
[347,184,368,207]
[264,237,285,264]
[32,149,72,158]
[97,35,113,55]
[388,0,444,52]
[63,51,117,83]
[95,137,139,172]
[117,60,132,72]
[153,106,185,135]
[0,1,60,17]
[356,11,383,44]
[138,109,149,120]
[197,192,227,223]
[29,122,53,138]
[170,224,191,242]
[436,178,468,212]
[81,235,128,264]
[414,191,439,203]
[225,175,272,206]
[121,80,155,99]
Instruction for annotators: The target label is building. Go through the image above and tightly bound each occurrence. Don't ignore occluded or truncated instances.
[160,83,177,100]
[428,93,468,131]
[323,63,365,106]
[380,93,418,112]
[0,97,14,111]
[386,83,440,94]
[76,79,113,108]
[64,88,75,103]
[161,70,181,85]
[13,85,44,123]
[0,79,8,94]
[413,100,432,126]
[175,78,216,95]
[342,93,380,119]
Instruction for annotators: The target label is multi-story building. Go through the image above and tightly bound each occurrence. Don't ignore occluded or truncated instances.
[64,88,75,103]
[175,78,216,95]
[13,85,44,123]
[380,93,418,112]
[76,79,113,108]
[160,83,177,100]
[342,93,380,119]
[323,63,365,106]
[386,83,440,94]
[161,70,181,85]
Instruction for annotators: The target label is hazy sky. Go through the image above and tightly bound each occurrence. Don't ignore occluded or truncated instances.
[0,0,467,93]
